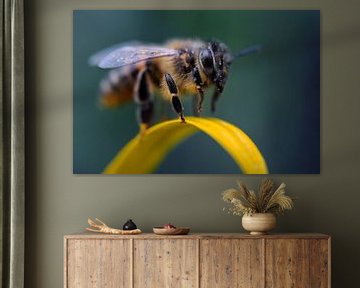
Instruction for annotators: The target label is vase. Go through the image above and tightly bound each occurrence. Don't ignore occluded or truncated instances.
[242,213,276,235]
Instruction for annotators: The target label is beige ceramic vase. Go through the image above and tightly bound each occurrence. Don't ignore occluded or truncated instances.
[242,213,276,235]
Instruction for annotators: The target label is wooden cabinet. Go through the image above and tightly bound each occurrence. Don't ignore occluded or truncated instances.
[66,239,132,287]
[64,233,330,288]
[200,238,264,287]
[133,239,198,287]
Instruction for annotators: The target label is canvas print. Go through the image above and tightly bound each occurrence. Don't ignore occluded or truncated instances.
[73,10,320,174]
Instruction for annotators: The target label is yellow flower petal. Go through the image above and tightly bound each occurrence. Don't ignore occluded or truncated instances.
[104,117,268,174]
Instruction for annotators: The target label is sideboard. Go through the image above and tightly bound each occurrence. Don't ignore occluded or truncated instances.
[64,233,330,288]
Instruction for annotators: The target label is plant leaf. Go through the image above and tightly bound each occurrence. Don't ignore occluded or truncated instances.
[236,181,258,211]
[103,117,268,174]
[258,178,274,212]
[264,183,294,214]
[222,188,242,203]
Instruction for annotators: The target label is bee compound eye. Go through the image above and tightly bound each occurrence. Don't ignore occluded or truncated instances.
[200,49,214,74]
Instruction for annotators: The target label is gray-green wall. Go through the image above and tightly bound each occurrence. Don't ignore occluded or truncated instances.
[25,0,360,287]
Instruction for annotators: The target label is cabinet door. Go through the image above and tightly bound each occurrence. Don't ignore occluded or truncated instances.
[200,239,264,288]
[66,239,131,288]
[266,239,310,287]
[309,239,330,288]
[134,239,198,288]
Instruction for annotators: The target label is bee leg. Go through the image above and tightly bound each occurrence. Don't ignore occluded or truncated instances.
[137,102,154,137]
[165,73,185,123]
[134,69,154,136]
[192,67,204,113]
[211,89,221,113]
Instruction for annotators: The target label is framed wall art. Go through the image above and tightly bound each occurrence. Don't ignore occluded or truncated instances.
[73,10,320,175]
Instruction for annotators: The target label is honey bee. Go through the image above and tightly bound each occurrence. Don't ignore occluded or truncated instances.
[89,39,260,134]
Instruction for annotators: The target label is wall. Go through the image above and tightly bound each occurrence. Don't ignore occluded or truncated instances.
[25,0,360,287]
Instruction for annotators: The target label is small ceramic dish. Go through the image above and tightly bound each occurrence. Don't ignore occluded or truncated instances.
[153,227,190,235]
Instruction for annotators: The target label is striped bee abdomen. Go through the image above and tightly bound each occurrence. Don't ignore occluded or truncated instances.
[99,65,140,108]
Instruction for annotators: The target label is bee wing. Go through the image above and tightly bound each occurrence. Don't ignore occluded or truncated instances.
[89,41,143,66]
[96,46,179,69]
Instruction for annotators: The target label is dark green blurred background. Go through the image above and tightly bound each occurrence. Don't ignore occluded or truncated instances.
[73,10,320,174]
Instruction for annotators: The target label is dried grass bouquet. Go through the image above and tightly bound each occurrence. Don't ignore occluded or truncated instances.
[222,179,294,216]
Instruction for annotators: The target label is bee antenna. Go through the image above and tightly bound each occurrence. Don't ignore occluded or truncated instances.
[230,44,261,63]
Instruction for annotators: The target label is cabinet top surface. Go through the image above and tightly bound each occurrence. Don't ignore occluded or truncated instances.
[64,232,330,240]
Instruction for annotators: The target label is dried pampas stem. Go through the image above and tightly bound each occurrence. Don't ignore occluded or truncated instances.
[86,218,142,235]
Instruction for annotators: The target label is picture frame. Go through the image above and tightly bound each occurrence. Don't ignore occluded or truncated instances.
[73,10,320,174]
[0,0,25,287]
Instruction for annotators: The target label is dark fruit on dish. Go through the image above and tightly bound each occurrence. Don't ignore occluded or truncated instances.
[163,223,176,229]
[123,219,137,230]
